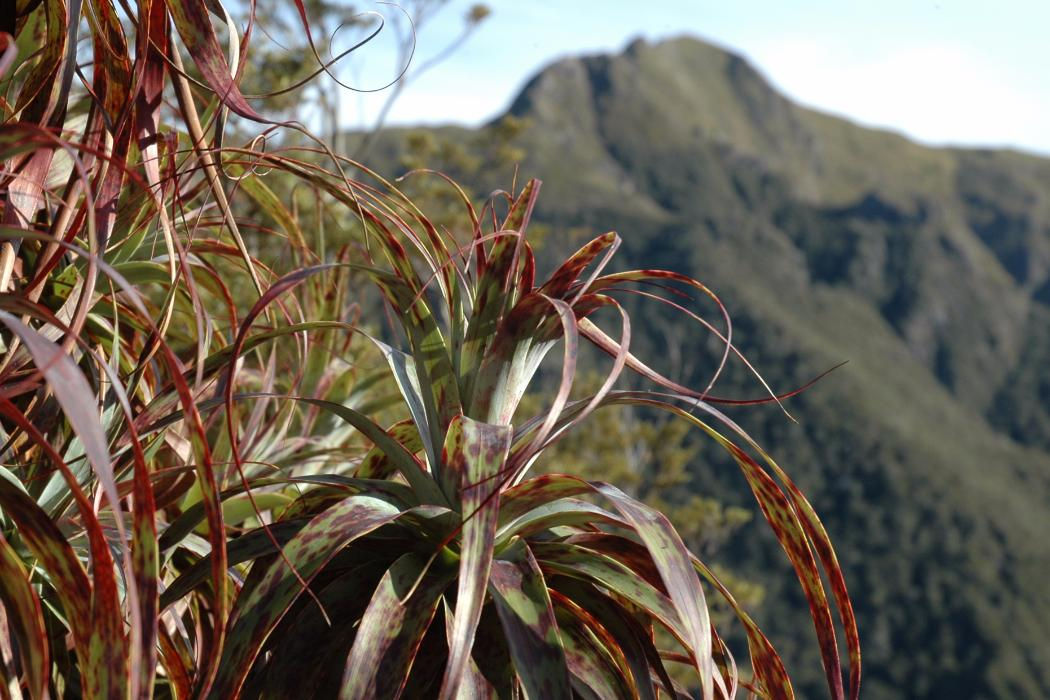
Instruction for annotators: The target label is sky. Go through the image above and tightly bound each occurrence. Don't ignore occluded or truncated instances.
[336,1,1050,155]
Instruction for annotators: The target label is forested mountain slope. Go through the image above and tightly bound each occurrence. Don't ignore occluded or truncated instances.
[358,36,1050,698]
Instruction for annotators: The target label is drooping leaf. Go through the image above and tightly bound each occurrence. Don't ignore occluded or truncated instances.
[498,473,593,525]
[162,0,262,119]
[0,473,91,685]
[550,577,669,700]
[160,520,308,610]
[590,481,717,699]
[0,313,128,554]
[497,498,621,542]
[0,378,128,698]
[532,541,681,639]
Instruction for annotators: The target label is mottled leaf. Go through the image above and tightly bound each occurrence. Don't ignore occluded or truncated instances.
[590,482,716,700]
[0,532,48,699]
[489,540,572,700]
[339,554,453,699]
[211,495,411,697]
[438,415,512,700]
[551,591,631,700]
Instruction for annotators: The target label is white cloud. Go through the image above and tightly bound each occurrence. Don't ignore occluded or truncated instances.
[746,38,1050,153]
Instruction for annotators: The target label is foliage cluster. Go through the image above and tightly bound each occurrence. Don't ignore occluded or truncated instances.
[0,2,858,698]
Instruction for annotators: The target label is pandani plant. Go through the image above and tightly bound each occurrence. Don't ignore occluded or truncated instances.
[0,0,860,697]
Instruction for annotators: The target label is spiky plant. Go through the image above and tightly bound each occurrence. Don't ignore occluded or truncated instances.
[197,173,859,699]
[0,0,859,697]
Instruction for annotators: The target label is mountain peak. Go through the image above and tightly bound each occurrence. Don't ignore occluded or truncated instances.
[502,35,973,206]
[503,34,837,202]
[507,35,766,124]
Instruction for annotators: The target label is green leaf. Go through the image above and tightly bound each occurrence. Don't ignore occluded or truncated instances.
[489,539,572,700]
[339,554,453,699]
[591,482,716,700]
[373,338,439,474]
[0,474,91,685]
[496,498,622,543]
[356,419,424,479]
[238,173,305,248]
[0,531,48,699]
[552,592,632,700]
[214,492,294,528]
[294,397,446,506]
[211,494,410,698]
[0,313,127,555]
[0,331,130,698]
[461,231,521,399]
[438,415,512,700]
[468,293,565,424]
[498,474,593,525]
[532,541,681,639]
[160,520,308,610]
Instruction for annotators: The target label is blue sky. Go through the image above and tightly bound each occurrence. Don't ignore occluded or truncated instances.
[337,1,1050,155]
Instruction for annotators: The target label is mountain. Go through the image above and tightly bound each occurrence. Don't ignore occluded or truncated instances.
[357,37,1050,698]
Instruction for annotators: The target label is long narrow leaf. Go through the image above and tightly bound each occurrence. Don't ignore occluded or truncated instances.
[339,553,453,699]
[211,494,410,697]
[0,532,48,699]
[489,539,572,700]
[438,415,512,700]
